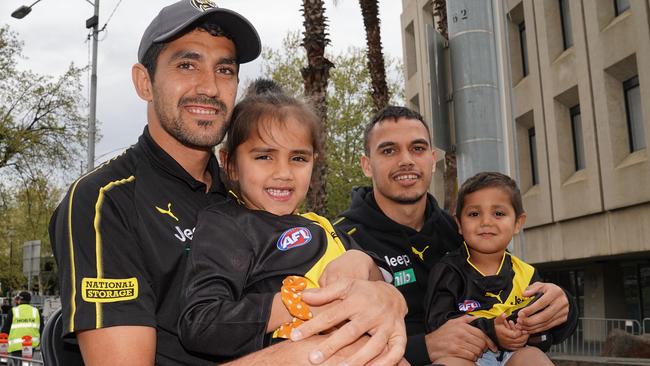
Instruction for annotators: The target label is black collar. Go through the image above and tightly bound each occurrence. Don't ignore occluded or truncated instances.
[138,126,226,194]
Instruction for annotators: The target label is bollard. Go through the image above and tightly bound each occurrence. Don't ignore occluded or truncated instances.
[21,335,32,359]
[0,332,8,355]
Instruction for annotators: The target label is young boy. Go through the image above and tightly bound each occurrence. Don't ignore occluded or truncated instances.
[425,172,561,366]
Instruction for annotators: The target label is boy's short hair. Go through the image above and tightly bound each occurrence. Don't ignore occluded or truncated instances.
[455,172,524,218]
[363,106,431,156]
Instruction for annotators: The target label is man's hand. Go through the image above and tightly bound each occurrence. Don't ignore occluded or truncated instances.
[517,282,569,334]
[319,250,383,287]
[494,314,528,351]
[425,316,496,362]
[290,278,407,366]
[226,334,410,366]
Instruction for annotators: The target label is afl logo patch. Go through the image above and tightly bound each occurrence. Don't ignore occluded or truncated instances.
[458,300,481,312]
[190,0,217,12]
[277,227,312,251]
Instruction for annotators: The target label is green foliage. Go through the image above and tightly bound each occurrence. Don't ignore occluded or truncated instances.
[0,178,61,295]
[259,30,404,217]
[0,25,90,295]
[0,25,88,178]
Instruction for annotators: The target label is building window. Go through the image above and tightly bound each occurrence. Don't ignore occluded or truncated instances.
[405,22,417,78]
[519,22,529,77]
[528,127,538,185]
[641,265,650,321]
[623,76,646,152]
[570,105,585,171]
[559,0,573,49]
[541,269,585,317]
[614,0,631,16]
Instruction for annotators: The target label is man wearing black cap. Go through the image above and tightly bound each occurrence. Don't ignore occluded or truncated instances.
[1,292,43,364]
[49,1,407,365]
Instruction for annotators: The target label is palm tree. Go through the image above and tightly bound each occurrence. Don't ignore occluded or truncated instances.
[301,0,334,215]
[356,0,389,111]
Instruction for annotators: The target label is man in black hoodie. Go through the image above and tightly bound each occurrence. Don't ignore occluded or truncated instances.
[335,106,574,365]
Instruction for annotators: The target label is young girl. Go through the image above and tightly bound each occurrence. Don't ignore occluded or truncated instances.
[178,84,384,361]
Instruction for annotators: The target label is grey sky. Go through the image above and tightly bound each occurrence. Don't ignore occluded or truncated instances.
[1,0,404,171]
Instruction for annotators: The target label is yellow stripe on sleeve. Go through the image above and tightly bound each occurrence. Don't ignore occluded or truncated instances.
[65,156,127,333]
[301,213,348,288]
[92,175,135,329]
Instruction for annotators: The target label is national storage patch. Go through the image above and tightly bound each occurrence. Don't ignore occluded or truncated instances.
[81,277,138,303]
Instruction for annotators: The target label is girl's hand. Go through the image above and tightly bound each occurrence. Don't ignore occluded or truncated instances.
[319,250,383,287]
[495,313,529,350]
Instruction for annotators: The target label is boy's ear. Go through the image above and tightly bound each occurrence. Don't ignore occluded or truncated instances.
[454,216,463,235]
[360,155,372,178]
[514,213,527,234]
[132,63,154,102]
[219,148,237,181]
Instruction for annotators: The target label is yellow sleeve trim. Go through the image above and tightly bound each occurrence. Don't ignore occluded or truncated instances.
[93,176,135,328]
[300,212,348,288]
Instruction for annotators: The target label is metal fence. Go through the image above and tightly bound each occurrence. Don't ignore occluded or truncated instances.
[1,352,44,366]
[549,317,647,357]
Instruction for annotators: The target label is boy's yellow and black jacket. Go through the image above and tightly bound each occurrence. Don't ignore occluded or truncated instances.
[425,245,579,351]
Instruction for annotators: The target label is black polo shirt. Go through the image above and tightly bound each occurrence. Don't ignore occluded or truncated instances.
[49,126,226,365]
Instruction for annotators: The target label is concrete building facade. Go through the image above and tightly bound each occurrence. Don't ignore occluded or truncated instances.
[401,0,650,322]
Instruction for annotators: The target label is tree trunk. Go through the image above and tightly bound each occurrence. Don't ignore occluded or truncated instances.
[443,150,457,214]
[432,0,455,213]
[301,0,334,215]
[358,0,389,111]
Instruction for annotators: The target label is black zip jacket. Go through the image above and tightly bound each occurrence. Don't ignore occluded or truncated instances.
[334,187,462,365]
[179,200,356,361]
[425,245,578,351]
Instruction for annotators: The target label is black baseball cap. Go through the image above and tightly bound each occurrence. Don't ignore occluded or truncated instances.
[137,0,261,64]
[16,292,31,303]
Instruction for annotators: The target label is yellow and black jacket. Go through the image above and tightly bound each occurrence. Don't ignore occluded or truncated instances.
[49,127,226,365]
[179,198,356,361]
[425,244,578,350]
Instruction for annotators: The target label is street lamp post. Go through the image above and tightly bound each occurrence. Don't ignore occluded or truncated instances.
[11,0,99,172]
[87,0,99,171]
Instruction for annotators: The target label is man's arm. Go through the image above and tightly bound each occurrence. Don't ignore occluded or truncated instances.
[424,262,496,362]
[1,311,11,334]
[50,179,157,364]
[77,326,156,366]
[425,316,496,362]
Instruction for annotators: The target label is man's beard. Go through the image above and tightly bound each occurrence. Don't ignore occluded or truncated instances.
[386,190,427,205]
[154,94,229,148]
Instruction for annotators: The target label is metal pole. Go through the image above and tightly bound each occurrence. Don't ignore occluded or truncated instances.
[447,0,507,183]
[87,0,99,171]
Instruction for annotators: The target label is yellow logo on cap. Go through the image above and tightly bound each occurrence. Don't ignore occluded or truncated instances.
[191,0,217,12]
[81,277,139,303]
